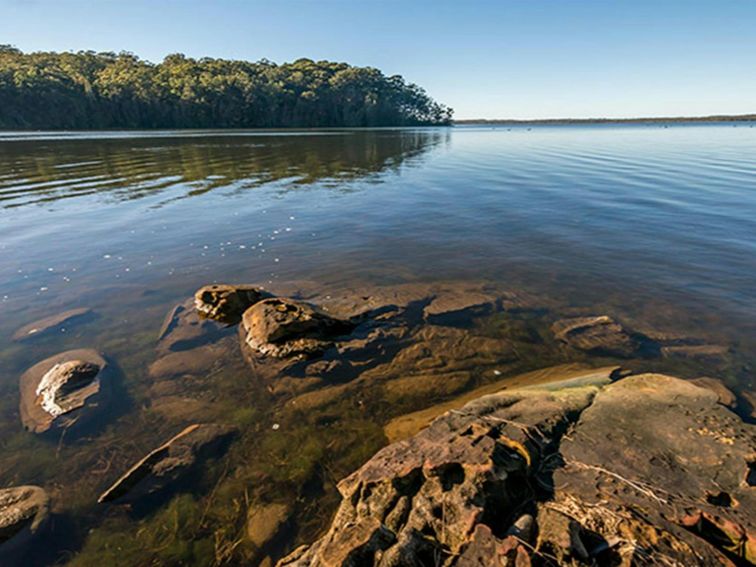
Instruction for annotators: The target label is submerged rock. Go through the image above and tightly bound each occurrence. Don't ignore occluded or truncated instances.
[157,299,228,352]
[0,486,50,555]
[194,284,266,324]
[247,502,292,550]
[97,423,237,503]
[277,372,755,566]
[551,315,643,357]
[241,298,352,360]
[661,343,729,360]
[19,349,109,434]
[12,308,92,342]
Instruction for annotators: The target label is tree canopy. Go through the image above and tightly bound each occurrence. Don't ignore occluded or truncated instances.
[0,46,453,129]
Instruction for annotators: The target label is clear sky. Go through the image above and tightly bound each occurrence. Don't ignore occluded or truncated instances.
[2,0,755,119]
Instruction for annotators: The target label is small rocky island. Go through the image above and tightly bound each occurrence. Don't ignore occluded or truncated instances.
[3,281,754,565]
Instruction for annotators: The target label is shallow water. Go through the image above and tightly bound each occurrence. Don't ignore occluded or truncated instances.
[1,124,755,565]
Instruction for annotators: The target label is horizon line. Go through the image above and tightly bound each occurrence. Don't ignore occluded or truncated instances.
[454,113,756,124]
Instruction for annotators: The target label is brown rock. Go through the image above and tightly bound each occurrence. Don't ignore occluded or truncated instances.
[661,344,729,360]
[240,298,352,360]
[98,423,237,503]
[19,349,109,434]
[12,308,92,342]
[0,486,50,554]
[423,286,498,319]
[157,300,228,353]
[278,372,755,566]
[690,377,737,410]
[148,341,230,380]
[551,315,640,357]
[278,379,598,566]
[247,502,292,549]
[384,364,619,443]
[194,284,266,324]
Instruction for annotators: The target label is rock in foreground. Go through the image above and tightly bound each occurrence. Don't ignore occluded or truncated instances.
[19,349,110,434]
[0,486,50,555]
[98,423,237,503]
[278,372,755,566]
[241,297,353,360]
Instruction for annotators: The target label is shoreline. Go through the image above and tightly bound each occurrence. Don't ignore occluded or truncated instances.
[454,113,756,125]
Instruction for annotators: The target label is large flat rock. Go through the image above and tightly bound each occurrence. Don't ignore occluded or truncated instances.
[278,372,755,566]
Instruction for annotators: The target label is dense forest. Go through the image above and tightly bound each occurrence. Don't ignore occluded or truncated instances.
[0,46,453,129]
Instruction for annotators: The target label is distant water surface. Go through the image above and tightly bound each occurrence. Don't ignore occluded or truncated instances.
[0,123,754,564]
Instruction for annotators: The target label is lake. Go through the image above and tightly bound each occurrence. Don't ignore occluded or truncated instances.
[1,124,755,565]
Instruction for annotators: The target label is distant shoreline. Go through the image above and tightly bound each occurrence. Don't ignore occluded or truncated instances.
[454,114,756,125]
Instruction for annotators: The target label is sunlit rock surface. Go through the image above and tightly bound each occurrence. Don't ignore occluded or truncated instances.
[19,349,109,434]
[278,372,755,566]
[194,283,267,324]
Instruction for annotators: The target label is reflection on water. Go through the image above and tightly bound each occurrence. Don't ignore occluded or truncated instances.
[0,129,447,208]
[0,124,754,565]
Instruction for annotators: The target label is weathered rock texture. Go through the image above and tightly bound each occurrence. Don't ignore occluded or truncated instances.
[278,372,755,566]
[0,486,50,555]
[241,298,353,360]
[19,349,109,434]
[98,423,237,503]
[194,284,266,324]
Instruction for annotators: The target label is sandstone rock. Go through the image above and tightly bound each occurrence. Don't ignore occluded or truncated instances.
[19,349,109,434]
[551,315,642,357]
[0,486,50,554]
[241,298,352,360]
[545,373,755,565]
[12,308,92,342]
[277,372,755,566]
[278,379,599,566]
[247,502,292,549]
[194,284,266,324]
[98,423,237,503]
[384,364,619,443]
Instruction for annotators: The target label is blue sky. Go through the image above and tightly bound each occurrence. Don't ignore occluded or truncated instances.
[2,0,755,119]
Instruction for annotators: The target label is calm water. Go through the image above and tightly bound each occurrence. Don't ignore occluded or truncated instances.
[1,124,755,564]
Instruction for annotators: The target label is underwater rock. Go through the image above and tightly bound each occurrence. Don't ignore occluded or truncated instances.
[277,372,755,566]
[690,376,738,410]
[194,284,266,324]
[157,299,228,352]
[551,315,641,357]
[12,308,92,342]
[241,297,352,360]
[19,349,109,434]
[0,485,50,555]
[661,343,729,360]
[422,286,499,320]
[148,341,231,380]
[247,502,292,549]
[98,423,237,503]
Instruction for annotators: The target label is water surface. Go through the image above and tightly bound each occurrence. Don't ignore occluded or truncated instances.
[1,124,755,564]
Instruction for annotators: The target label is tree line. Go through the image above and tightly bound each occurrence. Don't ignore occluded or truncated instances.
[0,46,453,129]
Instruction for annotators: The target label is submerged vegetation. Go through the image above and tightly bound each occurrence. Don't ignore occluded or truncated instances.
[0,46,452,129]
